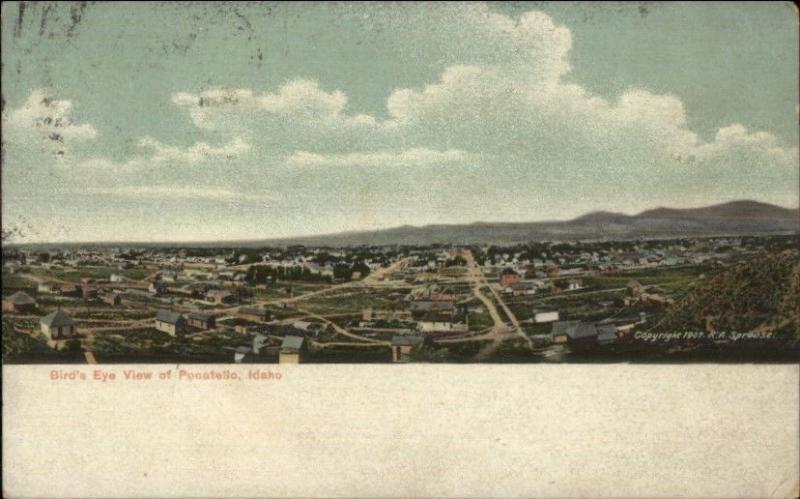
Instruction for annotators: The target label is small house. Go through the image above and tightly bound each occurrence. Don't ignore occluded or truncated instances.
[533,310,560,324]
[597,325,618,345]
[566,279,583,291]
[3,291,38,313]
[551,320,581,344]
[101,292,122,306]
[566,322,598,349]
[279,335,306,364]
[40,309,77,340]
[82,286,98,300]
[239,307,270,322]
[206,289,236,305]
[233,346,251,363]
[391,335,423,363]
[498,268,521,287]
[187,312,216,330]
[626,280,644,297]
[57,285,81,297]
[155,310,185,336]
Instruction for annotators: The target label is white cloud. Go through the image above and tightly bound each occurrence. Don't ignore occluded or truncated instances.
[286,148,471,168]
[137,136,251,163]
[172,80,376,132]
[2,89,98,159]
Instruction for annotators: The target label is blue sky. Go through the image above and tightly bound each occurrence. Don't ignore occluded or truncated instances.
[2,2,798,242]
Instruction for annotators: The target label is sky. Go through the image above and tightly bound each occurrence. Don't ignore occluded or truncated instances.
[1,1,798,243]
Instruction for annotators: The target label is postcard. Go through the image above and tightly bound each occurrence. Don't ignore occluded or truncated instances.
[2,2,798,498]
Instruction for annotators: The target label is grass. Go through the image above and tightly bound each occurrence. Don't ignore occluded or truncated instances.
[300,289,400,315]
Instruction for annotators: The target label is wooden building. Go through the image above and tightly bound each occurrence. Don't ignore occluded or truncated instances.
[40,309,77,340]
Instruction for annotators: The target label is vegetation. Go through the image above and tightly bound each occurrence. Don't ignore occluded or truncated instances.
[656,250,800,338]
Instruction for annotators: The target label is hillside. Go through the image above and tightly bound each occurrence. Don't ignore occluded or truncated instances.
[655,249,800,338]
[636,200,800,221]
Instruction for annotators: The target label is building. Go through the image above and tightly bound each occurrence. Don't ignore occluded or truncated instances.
[187,312,216,330]
[82,286,98,299]
[279,335,306,364]
[626,280,644,297]
[239,307,270,322]
[566,279,584,291]
[40,309,77,340]
[206,289,236,305]
[56,285,81,297]
[252,334,270,355]
[596,325,618,345]
[101,292,122,306]
[391,335,424,362]
[533,310,560,324]
[155,310,185,336]
[551,320,581,344]
[233,346,252,363]
[566,322,598,349]
[499,268,522,287]
[3,291,37,313]
[416,313,468,334]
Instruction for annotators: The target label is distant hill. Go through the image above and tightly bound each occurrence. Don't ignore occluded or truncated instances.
[8,199,798,249]
[636,200,800,221]
[243,200,799,247]
[655,249,800,338]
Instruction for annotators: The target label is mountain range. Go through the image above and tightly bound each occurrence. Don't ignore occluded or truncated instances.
[8,200,798,248]
[247,200,799,247]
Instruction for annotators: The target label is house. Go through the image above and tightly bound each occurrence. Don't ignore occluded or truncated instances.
[279,335,306,364]
[56,285,81,297]
[533,309,559,324]
[510,282,537,296]
[626,280,644,297]
[252,334,270,355]
[40,309,77,340]
[155,310,185,336]
[238,307,270,322]
[187,312,216,330]
[566,322,598,349]
[551,320,581,344]
[206,289,236,305]
[391,335,424,362]
[416,314,468,334]
[596,325,618,345]
[3,291,37,313]
[233,346,251,363]
[148,282,166,295]
[81,286,98,300]
[566,279,583,291]
[101,292,122,306]
[109,273,126,283]
[499,268,521,287]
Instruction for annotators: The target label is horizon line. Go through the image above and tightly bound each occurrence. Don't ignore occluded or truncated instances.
[3,198,798,247]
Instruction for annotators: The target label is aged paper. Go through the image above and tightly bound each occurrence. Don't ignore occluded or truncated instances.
[2,2,799,497]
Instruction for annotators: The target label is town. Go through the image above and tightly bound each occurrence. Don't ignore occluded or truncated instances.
[2,234,798,364]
